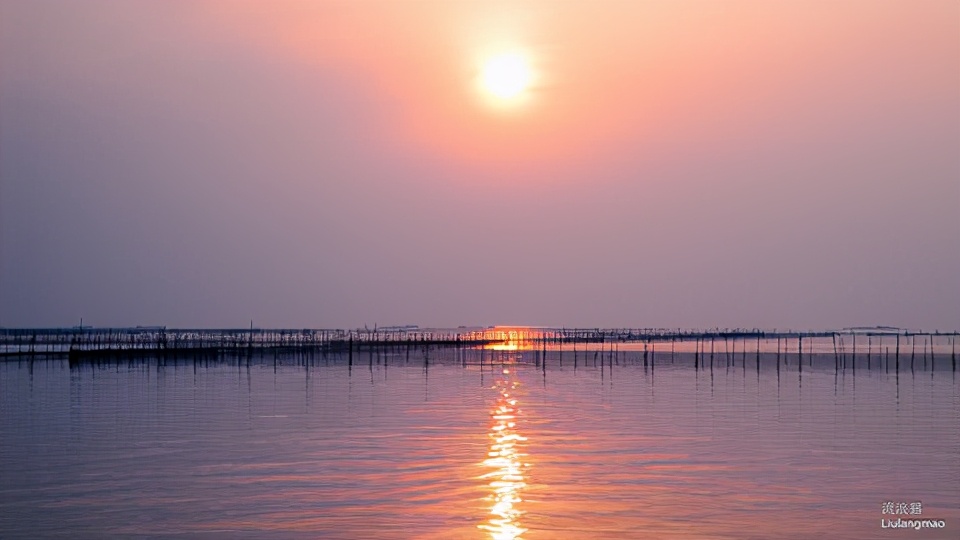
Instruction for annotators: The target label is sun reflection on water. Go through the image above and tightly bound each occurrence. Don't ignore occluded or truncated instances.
[479,367,528,540]
[479,327,540,351]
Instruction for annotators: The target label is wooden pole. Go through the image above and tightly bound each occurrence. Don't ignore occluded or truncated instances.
[951,336,956,371]
[833,334,839,371]
[695,338,700,370]
[895,334,900,371]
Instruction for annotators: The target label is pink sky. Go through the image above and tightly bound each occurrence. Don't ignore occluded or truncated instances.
[1,1,958,329]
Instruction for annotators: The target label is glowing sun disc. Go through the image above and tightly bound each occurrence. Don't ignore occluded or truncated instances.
[482,53,532,100]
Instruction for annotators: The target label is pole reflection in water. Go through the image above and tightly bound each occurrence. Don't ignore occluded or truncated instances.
[479,366,528,540]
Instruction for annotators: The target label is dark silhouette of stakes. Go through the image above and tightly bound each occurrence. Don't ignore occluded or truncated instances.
[0,327,955,374]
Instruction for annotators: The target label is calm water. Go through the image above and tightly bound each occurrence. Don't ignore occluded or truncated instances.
[1,349,958,539]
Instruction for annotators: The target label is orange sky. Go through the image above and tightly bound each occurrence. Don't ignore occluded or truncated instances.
[200,1,957,175]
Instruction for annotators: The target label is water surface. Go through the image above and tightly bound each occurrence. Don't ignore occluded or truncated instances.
[1,349,957,539]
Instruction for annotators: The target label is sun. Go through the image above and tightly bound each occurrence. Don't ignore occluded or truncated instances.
[481,52,532,101]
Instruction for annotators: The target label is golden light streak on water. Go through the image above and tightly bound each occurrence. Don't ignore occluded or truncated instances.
[478,367,528,539]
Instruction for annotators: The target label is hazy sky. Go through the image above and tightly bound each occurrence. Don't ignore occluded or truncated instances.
[1,1,958,330]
